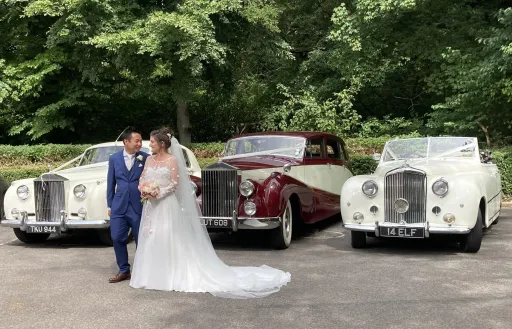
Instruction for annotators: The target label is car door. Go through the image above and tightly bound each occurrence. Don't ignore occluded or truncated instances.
[303,137,338,218]
[481,160,501,221]
[325,138,353,196]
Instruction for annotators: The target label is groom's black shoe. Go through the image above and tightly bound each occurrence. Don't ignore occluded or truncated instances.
[109,272,131,283]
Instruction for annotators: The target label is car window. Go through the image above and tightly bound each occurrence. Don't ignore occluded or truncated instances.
[339,142,347,161]
[182,149,191,168]
[79,146,150,166]
[223,136,306,159]
[326,138,342,160]
[306,137,325,158]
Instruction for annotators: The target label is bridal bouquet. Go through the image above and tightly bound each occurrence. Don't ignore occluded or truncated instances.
[140,182,159,203]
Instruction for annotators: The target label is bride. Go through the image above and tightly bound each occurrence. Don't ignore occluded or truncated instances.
[129,127,291,298]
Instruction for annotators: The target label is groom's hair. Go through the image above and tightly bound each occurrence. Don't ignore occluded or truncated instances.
[121,126,141,143]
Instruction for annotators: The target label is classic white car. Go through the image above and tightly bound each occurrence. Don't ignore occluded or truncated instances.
[1,141,201,245]
[341,137,502,253]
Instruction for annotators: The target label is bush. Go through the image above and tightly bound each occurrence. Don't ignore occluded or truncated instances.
[492,150,512,196]
[349,155,378,175]
[197,158,219,169]
[0,144,90,166]
[2,141,512,197]
[190,143,225,158]
[0,166,50,184]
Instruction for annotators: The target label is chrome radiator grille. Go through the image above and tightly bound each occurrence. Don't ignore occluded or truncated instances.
[384,169,426,224]
[34,177,66,222]
[201,168,238,218]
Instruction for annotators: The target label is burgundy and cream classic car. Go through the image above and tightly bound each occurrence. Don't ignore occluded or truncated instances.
[195,132,353,249]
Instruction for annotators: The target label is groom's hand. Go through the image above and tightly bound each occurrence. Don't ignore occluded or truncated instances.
[108,209,111,217]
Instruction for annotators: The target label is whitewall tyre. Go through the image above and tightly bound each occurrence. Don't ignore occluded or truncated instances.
[271,200,293,250]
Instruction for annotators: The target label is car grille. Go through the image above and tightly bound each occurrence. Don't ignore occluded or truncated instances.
[201,166,238,218]
[34,174,66,222]
[384,169,426,224]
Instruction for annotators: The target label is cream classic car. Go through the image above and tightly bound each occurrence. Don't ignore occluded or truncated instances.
[1,141,201,245]
[341,137,502,253]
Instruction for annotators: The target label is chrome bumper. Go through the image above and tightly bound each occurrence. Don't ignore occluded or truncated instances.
[201,212,281,232]
[343,221,471,237]
[0,211,109,232]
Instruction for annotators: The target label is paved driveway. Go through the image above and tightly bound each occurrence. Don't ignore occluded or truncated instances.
[1,210,512,329]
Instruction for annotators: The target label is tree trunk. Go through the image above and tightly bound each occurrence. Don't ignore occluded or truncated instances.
[475,120,491,148]
[176,99,192,145]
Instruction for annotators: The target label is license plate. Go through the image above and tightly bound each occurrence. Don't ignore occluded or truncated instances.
[202,219,231,228]
[379,227,424,238]
[27,226,58,234]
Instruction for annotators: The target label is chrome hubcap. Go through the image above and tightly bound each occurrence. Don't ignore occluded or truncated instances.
[283,203,292,244]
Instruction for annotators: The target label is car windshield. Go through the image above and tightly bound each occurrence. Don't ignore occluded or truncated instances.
[223,136,306,159]
[382,137,478,162]
[79,146,150,166]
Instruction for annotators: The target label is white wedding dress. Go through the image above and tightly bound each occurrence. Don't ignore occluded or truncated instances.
[129,137,291,299]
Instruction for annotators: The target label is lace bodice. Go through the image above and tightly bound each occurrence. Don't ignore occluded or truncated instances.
[138,155,179,199]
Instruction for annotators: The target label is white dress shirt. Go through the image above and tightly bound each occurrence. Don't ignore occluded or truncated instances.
[123,149,136,171]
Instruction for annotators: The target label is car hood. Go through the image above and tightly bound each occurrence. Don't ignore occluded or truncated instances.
[220,156,299,171]
[52,163,108,181]
[375,159,481,176]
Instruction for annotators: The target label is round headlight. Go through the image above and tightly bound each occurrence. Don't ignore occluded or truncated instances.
[78,208,87,219]
[239,180,255,197]
[362,180,378,197]
[11,208,20,219]
[73,184,86,199]
[394,198,409,214]
[432,179,448,197]
[17,185,29,200]
[353,212,364,224]
[244,201,257,216]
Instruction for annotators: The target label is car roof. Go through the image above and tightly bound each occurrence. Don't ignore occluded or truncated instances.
[226,131,341,141]
[85,141,150,149]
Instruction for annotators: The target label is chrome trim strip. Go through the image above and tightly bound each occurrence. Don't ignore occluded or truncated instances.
[200,216,281,230]
[0,219,110,229]
[344,224,375,232]
[343,222,470,235]
[429,226,470,234]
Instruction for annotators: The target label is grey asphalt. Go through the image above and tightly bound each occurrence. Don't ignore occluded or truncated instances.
[1,210,512,329]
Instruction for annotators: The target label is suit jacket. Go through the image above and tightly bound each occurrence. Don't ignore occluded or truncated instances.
[107,150,149,216]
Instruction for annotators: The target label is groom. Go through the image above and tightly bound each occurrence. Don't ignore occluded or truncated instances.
[107,127,148,283]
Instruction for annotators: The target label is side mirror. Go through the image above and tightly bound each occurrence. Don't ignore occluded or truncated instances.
[372,153,381,161]
[481,151,493,163]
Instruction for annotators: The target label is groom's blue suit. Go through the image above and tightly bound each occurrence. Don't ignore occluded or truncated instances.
[107,150,148,274]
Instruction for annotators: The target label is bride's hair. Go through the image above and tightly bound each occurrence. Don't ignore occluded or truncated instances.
[150,127,174,149]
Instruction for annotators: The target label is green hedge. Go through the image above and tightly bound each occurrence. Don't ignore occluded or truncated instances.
[492,150,512,195]
[0,166,50,184]
[2,141,512,197]
[197,157,219,169]
[349,155,378,176]
[0,158,221,184]
[0,144,90,166]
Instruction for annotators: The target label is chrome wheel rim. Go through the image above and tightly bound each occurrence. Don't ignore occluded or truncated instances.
[282,202,292,245]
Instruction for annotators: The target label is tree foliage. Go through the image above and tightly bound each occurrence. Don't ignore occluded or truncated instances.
[0,0,511,144]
